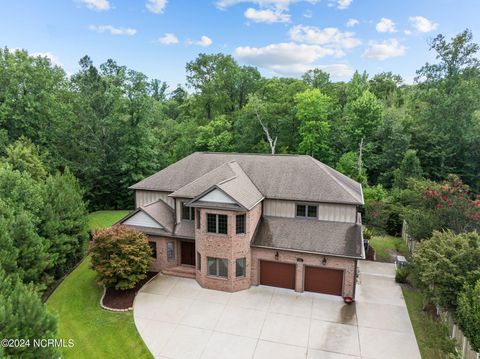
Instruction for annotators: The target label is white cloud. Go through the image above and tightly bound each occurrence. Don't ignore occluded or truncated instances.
[187,35,213,47]
[88,25,137,36]
[336,0,352,9]
[404,29,412,35]
[234,42,353,78]
[409,16,438,33]
[146,0,167,14]
[289,25,361,54]
[32,52,63,67]
[376,17,396,33]
[217,0,318,24]
[303,10,313,18]
[363,39,406,60]
[244,7,290,23]
[216,0,319,10]
[157,33,179,45]
[235,43,334,66]
[77,0,110,11]
[346,18,359,27]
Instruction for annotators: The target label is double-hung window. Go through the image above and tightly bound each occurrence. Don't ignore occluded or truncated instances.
[207,257,228,278]
[167,242,175,260]
[149,241,157,259]
[236,214,246,234]
[236,258,246,277]
[181,202,195,221]
[207,214,228,234]
[296,203,318,219]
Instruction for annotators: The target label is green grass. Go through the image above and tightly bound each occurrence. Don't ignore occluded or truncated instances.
[369,234,409,262]
[402,286,456,359]
[87,210,129,231]
[47,210,151,359]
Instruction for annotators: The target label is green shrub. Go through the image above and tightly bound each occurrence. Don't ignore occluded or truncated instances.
[363,227,373,240]
[395,266,410,283]
[412,230,480,309]
[456,280,480,352]
[90,225,152,290]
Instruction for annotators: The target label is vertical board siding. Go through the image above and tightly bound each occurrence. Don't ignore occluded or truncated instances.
[318,203,356,223]
[263,199,356,223]
[135,190,174,208]
[263,199,295,218]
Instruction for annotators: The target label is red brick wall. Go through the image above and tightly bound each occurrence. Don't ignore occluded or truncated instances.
[146,235,180,272]
[251,247,357,298]
[195,202,262,292]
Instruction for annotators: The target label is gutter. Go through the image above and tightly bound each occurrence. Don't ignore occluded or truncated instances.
[250,244,364,260]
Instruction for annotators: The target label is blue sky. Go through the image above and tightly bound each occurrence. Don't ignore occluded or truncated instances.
[1,0,479,88]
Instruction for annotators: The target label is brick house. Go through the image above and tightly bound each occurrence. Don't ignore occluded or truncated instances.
[119,152,365,299]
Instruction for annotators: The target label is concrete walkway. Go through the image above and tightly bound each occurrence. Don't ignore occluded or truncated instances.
[133,261,421,359]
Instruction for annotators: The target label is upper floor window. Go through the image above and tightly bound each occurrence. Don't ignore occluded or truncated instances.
[207,213,228,234]
[236,214,246,234]
[181,202,195,221]
[296,204,318,219]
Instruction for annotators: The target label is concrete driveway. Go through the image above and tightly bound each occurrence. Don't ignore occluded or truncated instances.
[133,261,421,359]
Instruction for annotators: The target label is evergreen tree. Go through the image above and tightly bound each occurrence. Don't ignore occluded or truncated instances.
[0,269,59,359]
[40,168,89,279]
[393,149,423,188]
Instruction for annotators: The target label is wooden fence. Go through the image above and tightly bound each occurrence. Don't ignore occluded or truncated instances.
[442,311,479,359]
[401,220,417,252]
[401,221,479,359]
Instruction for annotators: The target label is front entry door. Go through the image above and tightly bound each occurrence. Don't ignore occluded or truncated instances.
[180,241,196,266]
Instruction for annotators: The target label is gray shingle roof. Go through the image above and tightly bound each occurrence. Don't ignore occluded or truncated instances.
[142,199,174,232]
[174,161,263,210]
[119,199,195,239]
[252,217,364,259]
[130,152,363,205]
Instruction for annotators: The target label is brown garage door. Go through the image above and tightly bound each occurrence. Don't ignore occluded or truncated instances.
[260,261,296,290]
[304,266,343,296]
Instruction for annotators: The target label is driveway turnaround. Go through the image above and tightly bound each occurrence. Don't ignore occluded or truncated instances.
[133,261,421,359]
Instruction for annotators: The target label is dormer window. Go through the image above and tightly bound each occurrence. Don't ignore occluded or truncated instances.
[296,204,318,219]
[181,202,195,221]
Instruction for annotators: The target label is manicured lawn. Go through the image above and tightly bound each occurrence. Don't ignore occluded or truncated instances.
[402,286,456,359]
[369,234,409,262]
[47,210,151,359]
[87,210,129,231]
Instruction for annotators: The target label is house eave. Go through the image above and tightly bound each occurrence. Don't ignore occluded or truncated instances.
[250,244,365,260]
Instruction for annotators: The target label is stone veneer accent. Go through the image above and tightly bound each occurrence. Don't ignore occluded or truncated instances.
[195,202,262,292]
[251,247,357,298]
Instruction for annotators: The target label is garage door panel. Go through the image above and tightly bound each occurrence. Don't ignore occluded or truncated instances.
[304,266,343,296]
[260,261,296,290]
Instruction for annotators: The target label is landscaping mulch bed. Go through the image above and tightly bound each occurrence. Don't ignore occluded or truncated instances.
[102,271,157,310]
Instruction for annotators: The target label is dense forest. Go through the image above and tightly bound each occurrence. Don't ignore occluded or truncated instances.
[1,30,479,212]
[0,29,480,357]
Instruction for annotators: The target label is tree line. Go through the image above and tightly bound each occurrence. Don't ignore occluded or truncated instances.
[1,30,479,212]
